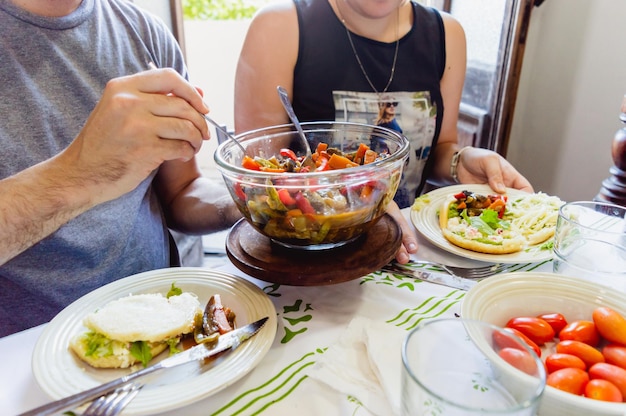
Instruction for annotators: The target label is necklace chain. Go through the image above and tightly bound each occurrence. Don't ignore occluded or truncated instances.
[335,0,400,96]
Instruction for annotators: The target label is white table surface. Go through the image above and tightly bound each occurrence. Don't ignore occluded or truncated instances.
[0,208,553,416]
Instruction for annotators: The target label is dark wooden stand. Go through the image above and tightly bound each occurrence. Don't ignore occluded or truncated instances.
[596,97,626,207]
[225,215,401,286]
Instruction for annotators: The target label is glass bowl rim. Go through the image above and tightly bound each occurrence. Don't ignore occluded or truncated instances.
[214,121,410,179]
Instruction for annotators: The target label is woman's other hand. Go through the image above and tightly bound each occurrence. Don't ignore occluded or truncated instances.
[385,200,418,264]
[457,147,534,194]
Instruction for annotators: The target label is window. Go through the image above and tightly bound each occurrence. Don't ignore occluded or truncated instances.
[151,0,540,174]
[424,0,539,155]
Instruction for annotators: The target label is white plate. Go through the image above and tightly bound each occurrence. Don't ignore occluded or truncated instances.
[411,184,554,263]
[32,267,277,415]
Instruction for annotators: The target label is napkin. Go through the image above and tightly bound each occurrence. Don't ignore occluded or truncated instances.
[307,317,406,416]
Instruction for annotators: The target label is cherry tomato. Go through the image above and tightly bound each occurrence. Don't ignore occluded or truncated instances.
[506,316,555,345]
[589,362,626,398]
[498,347,539,375]
[592,307,626,346]
[545,353,587,373]
[493,327,541,358]
[556,340,605,368]
[602,344,626,370]
[547,367,589,395]
[537,312,568,335]
[559,320,600,347]
[584,379,623,402]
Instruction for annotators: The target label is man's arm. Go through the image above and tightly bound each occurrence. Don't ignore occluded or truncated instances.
[0,68,209,266]
[154,158,242,235]
[0,155,100,265]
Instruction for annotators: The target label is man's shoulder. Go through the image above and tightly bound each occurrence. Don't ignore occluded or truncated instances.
[98,0,172,34]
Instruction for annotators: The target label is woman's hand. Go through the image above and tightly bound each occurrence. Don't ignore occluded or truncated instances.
[385,201,418,264]
[456,147,534,194]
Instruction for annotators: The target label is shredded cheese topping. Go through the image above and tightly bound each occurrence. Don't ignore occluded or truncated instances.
[505,192,565,238]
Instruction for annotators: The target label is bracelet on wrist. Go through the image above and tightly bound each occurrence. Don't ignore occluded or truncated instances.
[450,146,472,183]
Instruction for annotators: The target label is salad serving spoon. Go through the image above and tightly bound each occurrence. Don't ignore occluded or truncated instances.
[276,86,313,159]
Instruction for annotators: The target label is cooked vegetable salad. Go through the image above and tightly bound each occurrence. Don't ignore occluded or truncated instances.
[234,142,399,246]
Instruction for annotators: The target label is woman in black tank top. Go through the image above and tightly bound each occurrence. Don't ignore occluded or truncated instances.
[234,0,533,264]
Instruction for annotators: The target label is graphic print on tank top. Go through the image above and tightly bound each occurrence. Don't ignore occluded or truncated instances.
[332,90,436,208]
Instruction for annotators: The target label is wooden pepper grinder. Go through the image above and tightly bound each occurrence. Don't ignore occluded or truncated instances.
[596,94,626,207]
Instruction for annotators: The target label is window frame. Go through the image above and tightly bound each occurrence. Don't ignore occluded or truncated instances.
[429,0,539,156]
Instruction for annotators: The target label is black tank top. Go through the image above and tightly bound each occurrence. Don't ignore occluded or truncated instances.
[293,0,446,207]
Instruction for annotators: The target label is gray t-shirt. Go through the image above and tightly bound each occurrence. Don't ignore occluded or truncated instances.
[0,0,187,336]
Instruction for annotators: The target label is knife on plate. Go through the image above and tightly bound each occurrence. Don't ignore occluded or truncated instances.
[19,316,269,416]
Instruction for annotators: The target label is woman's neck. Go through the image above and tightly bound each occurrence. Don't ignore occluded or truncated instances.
[330,0,412,42]
[9,0,81,16]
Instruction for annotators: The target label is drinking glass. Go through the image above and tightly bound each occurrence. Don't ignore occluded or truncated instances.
[401,318,546,416]
[553,201,626,292]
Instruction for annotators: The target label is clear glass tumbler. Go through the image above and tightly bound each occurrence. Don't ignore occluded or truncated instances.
[553,201,626,293]
[401,318,546,416]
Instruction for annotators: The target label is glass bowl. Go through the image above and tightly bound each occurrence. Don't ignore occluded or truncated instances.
[214,121,410,250]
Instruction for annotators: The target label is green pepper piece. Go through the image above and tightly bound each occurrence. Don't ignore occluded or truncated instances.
[265,180,288,211]
[312,220,331,243]
[253,156,278,169]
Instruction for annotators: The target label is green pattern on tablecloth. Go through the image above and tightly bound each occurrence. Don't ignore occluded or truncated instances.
[388,290,465,331]
[211,271,466,415]
[211,350,322,415]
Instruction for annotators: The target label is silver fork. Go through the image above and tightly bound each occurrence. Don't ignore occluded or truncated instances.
[82,383,142,416]
[385,260,514,279]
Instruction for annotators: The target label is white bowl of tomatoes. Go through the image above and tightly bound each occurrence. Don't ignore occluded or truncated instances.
[461,272,626,416]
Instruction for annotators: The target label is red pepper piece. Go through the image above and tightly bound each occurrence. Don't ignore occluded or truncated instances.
[280,148,298,161]
[233,183,246,201]
[277,188,296,206]
[242,155,261,171]
[353,143,370,165]
[294,192,315,215]
[363,149,377,164]
[489,194,508,203]
[360,185,374,201]
[316,154,330,171]
[488,198,506,218]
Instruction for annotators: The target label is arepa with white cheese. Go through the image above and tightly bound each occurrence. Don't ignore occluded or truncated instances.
[70,292,202,368]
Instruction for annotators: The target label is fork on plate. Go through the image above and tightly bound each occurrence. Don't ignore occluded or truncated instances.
[82,382,142,416]
[384,260,517,279]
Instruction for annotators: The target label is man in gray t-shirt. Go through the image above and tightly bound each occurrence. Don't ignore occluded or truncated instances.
[0,0,240,336]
